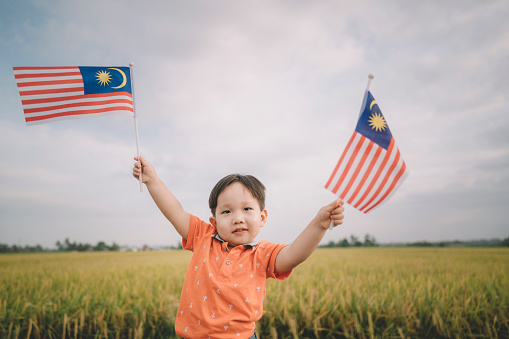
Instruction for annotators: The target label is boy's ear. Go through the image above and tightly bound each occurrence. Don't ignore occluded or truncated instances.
[260,209,268,227]
[209,217,217,227]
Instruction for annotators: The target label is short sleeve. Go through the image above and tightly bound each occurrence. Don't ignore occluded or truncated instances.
[264,242,292,281]
[182,214,213,251]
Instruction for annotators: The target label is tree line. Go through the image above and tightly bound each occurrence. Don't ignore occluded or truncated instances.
[320,234,379,248]
[320,235,509,248]
[1,236,508,254]
[405,237,509,247]
[0,238,120,254]
[55,238,120,252]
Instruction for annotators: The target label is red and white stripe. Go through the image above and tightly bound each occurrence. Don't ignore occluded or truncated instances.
[13,67,133,125]
[325,132,408,213]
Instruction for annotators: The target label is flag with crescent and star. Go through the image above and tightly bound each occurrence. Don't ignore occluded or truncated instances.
[13,66,133,125]
[325,91,408,213]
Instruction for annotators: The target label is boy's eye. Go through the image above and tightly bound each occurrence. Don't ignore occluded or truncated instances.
[243,207,252,211]
[221,210,231,214]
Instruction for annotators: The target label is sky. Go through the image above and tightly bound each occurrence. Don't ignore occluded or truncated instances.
[1,0,508,249]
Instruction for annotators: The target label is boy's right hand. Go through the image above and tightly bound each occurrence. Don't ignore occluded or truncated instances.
[133,156,156,186]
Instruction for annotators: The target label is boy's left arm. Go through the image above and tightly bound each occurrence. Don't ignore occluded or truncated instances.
[275,200,344,273]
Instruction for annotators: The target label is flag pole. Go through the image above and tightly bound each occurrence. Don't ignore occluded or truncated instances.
[328,73,375,230]
[129,62,143,192]
[359,73,374,118]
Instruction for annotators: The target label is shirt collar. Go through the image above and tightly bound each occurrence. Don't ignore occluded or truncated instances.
[212,233,259,248]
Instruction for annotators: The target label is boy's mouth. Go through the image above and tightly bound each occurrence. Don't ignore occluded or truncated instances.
[233,228,248,234]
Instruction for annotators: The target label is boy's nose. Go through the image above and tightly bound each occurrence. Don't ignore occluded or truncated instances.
[233,212,245,224]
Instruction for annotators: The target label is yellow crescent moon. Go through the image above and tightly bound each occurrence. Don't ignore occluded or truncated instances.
[108,68,127,89]
[370,100,377,110]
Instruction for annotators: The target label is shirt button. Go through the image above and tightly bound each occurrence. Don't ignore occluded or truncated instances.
[223,247,227,251]
[226,260,231,265]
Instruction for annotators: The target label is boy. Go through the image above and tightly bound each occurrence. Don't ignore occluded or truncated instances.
[133,156,344,338]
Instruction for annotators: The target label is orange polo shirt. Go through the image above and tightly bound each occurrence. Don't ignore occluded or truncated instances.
[175,215,291,339]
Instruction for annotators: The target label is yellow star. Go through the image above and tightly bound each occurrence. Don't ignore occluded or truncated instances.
[95,70,112,86]
[368,112,387,132]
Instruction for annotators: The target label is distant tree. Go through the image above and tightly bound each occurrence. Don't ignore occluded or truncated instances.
[24,245,43,253]
[0,243,46,253]
[54,239,120,252]
[339,238,350,247]
[408,241,433,247]
[450,240,465,247]
[95,241,109,251]
[502,237,509,247]
[324,240,335,248]
[364,234,377,247]
[350,235,363,247]
[76,242,90,251]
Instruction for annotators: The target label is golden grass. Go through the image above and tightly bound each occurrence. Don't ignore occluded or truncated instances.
[1,248,507,338]
[263,248,509,338]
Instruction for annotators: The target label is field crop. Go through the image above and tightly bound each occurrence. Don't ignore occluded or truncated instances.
[0,248,507,338]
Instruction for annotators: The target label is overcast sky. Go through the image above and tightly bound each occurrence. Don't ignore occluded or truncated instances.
[1,0,508,249]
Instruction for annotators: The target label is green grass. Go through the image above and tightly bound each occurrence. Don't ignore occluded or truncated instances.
[1,248,508,338]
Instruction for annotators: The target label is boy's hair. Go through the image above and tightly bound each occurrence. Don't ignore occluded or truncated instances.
[209,174,266,216]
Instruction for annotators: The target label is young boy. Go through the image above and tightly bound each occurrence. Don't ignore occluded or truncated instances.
[133,156,344,339]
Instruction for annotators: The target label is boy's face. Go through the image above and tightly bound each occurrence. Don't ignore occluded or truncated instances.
[209,182,267,247]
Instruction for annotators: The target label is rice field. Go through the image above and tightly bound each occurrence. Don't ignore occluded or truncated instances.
[0,247,507,338]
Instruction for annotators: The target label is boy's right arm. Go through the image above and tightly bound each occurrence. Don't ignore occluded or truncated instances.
[133,156,190,240]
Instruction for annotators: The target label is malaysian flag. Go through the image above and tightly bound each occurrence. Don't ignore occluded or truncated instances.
[325,91,408,213]
[13,66,133,125]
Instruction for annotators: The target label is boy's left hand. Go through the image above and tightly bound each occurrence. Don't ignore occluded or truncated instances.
[317,200,345,229]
